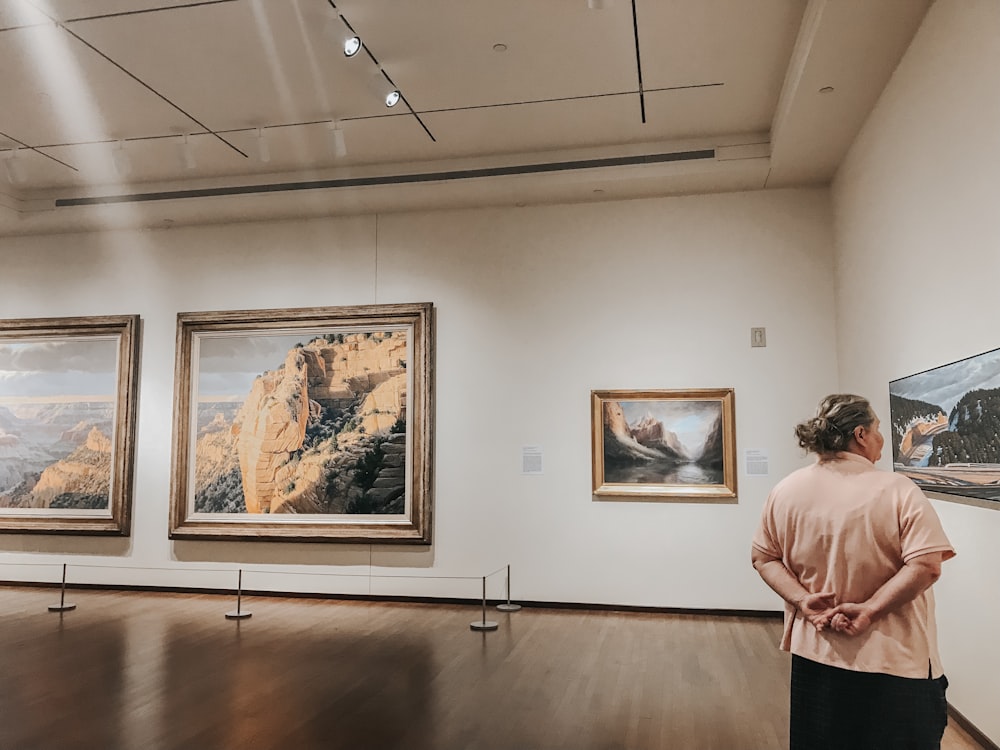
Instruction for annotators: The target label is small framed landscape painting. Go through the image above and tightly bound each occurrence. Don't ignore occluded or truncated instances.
[0,315,140,535]
[889,346,1000,508]
[169,303,434,542]
[591,388,737,500]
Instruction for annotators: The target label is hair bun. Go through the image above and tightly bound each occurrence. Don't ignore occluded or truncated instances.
[795,394,874,455]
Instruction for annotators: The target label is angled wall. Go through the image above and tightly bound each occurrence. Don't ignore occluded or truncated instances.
[833,0,1000,741]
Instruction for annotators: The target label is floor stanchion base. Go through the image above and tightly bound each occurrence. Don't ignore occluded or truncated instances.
[496,603,521,612]
[225,610,252,620]
[48,604,76,612]
[470,620,499,631]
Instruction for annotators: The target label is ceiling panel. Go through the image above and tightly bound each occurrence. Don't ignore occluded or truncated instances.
[43,0,229,20]
[0,0,48,29]
[638,0,803,89]
[68,0,386,133]
[644,86,773,141]
[334,0,639,110]
[0,23,197,145]
[0,0,933,236]
[420,96,647,162]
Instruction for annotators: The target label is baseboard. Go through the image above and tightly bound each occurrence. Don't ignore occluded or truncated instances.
[0,579,782,618]
[949,704,999,750]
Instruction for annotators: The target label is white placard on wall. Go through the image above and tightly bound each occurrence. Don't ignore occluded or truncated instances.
[745,449,769,476]
[522,445,543,475]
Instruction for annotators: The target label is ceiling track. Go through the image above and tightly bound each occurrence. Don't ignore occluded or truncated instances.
[54,149,717,207]
[631,0,646,123]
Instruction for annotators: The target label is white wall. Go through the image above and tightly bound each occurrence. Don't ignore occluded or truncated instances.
[832,0,1000,741]
[0,188,837,610]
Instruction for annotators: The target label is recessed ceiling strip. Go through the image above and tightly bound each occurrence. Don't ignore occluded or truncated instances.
[55,149,715,206]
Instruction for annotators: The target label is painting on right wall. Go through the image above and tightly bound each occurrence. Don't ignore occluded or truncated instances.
[889,346,1000,507]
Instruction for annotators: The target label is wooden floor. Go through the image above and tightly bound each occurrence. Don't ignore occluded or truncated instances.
[0,586,986,750]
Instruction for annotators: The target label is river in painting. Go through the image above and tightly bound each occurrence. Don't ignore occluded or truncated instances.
[605,459,722,485]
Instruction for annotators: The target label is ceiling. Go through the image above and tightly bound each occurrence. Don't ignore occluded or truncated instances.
[0,0,931,236]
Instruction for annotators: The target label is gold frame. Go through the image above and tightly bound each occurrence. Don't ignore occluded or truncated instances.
[169,303,434,543]
[591,388,737,501]
[0,314,140,535]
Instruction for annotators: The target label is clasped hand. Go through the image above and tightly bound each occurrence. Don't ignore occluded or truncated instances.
[796,592,872,636]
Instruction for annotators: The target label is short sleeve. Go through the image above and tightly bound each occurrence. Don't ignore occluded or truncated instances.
[897,481,956,563]
[752,490,783,559]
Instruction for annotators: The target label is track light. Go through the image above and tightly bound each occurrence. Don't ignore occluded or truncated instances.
[366,69,403,109]
[327,120,347,158]
[112,140,132,177]
[255,128,270,163]
[343,35,361,57]
[179,134,197,170]
[3,149,25,185]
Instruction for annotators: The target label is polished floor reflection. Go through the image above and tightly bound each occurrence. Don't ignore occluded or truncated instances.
[0,587,986,750]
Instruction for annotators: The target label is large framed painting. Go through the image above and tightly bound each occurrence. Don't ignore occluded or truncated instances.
[591,388,737,500]
[889,347,1000,508]
[170,303,434,542]
[0,315,140,535]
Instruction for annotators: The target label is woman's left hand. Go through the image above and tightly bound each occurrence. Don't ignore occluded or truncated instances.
[797,591,837,631]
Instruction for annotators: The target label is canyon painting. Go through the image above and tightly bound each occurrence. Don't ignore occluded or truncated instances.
[170,304,433,543]
[0,315,139,535]
[889,347,1000,506]
[591,389,737,500]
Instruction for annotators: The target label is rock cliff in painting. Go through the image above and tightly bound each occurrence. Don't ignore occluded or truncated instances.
[631,413,690,460]
[0,426,111,509]
[602,402,674,463]
[698,411,724,468]
[194,332,408,515]
[0,402,115,508]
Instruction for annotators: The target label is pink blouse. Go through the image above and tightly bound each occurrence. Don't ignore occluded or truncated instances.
[753,452,955,679]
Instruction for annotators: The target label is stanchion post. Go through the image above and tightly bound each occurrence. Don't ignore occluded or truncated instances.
[470,575,498,631]
[225,568,252,620]
[496,564,521,612]
[48,563,77,612]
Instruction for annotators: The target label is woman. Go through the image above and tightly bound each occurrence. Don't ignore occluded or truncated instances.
[752,394,955,749]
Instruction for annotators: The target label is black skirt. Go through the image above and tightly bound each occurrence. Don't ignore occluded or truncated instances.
[790,655,949,750]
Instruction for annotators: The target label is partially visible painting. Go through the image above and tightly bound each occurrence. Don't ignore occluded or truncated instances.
[591,388,737,500]
[889,347,1000,507]
[0,315,139,535]
[170,303,434,542]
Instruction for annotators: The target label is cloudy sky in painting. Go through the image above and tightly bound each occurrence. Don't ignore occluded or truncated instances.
[620,399,721,453]
[195,331,325,399]
[0,337,118,400]
[890,348,1000,414]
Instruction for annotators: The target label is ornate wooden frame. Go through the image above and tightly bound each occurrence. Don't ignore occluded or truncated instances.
[0,314,140,535]
[591,388,737,501]
[169,303,434,543]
